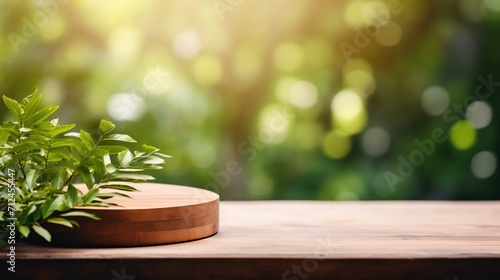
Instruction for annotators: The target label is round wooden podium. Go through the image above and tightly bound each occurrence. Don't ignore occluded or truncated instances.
[47,183,219,247]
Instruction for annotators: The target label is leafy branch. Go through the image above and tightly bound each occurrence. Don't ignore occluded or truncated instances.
[0,92,169,243]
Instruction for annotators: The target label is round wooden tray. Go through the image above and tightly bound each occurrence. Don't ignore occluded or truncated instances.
[46,183,219,247]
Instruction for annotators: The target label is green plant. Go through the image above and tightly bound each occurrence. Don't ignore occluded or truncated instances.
[0,92,169,243]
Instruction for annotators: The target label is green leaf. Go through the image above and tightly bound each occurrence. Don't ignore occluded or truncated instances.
[98,119,115,135]
[50,124,76,137]
[127,164,163,170]
[32,207,42,222]
[24,105,59,126]
[70,139,91,161]
[51,174,64,190]
[32,152,47,166]
[2,95,24,119]
[23,94,41,118]
[142,144,159,153]
[110,173,155,181]
[84,202,119,207]
[47,147,73,162]
[82,188,99,205]
[22,169,38,192]
[17,205,37,222]
[97,184,139,192]
[66,184,79,208]
[103,134,136,143]
[155,152,172,159]
[105,163,117,174]
[94,158,107,178]
[18,225,30,238]
[96,192,133,200]
[79,129,95,149]
[0,130,9,146]
[51,138,78,148]
[96,145,128,155]
[143,156,166,165]
[89,147,110,157]
[68,220,80,227]
[115,168,145,172]
[41,195,66,219]
[61,211,100,220]
[118,150,133,166]
[21,90,38,104]
[64,132,80,138]
[80,166,95,189]
[32,224,51,242]
[47,217,74,228]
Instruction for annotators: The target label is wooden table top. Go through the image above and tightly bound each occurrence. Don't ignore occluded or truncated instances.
[12,201,500,259]
[3,201,500,279]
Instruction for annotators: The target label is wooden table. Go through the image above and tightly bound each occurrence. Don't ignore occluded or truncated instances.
[2,201,500,279]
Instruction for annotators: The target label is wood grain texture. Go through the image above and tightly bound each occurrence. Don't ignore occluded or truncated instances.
[43,183,219,247]
[2,201,500,279]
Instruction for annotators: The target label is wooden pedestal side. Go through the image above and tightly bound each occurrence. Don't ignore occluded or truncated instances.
[46,183,219,247]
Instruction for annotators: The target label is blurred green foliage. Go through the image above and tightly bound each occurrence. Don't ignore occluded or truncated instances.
[1,0,499,200]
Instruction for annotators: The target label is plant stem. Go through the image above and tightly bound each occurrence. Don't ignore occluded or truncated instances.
[42,139,52,182]
[0,176,10,184]
[19,160,26,178]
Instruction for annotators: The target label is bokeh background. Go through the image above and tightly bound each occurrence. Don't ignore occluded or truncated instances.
[1,0,499,200]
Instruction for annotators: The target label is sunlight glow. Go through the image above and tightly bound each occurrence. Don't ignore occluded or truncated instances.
[172,29,203,59]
